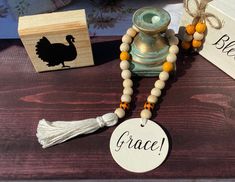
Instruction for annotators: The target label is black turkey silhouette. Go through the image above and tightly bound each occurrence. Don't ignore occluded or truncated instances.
[36,35,77,68]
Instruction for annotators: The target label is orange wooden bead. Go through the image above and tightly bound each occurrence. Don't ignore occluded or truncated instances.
[144,102,155,112]
[185,24,195,35]
[163,62,173,72]
[192,39,202,48]
[119,102,129,111]
[120,51,130,61]
[195,22,207,33]
[181,41,191,49]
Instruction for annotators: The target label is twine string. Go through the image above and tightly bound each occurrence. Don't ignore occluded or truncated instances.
[183,0,223,29]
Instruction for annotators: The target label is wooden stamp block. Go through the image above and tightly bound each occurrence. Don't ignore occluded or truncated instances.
[18,9,94,72]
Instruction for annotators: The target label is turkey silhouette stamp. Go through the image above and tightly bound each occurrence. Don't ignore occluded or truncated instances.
[18,10,94,72]
[36,35,77,68]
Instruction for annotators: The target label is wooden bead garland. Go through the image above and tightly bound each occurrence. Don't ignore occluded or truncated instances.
[185,24,195,35]
[193,32,204,41]
[163,62,173,72]
[120,51,130,61]
[123,87,133,95]
[35,0,223,152]
[127,28,137,37]
[122,34,132,44]
[144,102,155,112]
[120,43,130,52]
[155,80,165,90]
[120,102,130,111]
[120,60,130,70]
[114,108,125,118]
[181,21,207,50]
[195,22,207,33]
[115,26,179,120]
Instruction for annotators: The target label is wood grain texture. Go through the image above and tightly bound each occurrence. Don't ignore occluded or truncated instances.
[18,10,94,72]
[0,38,235,180]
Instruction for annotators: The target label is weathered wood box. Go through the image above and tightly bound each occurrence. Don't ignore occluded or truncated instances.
[18,9,94,72]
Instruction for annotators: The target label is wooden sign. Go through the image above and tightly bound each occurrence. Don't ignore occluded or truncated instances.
[110,118,169,173]
[179,0,235,79]
[18,9,94,72]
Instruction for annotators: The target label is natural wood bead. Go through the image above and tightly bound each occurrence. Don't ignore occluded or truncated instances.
[193,32,204,41]
[123,87,133,95]
[181,41,191,49]
[159,71,169,81]
[166,53,177,63]
[195,22,207,33]
[132,25,140,32]
[185,24,195,35]
[144,102,155,112]
[163,62,173,72]
[120,51,130,61]
[122,34,132,44]
[192,39,202,48]
[140,109,152,119]
[165,29,175,38]
[119,102,129,111]
[169,36,179,46]
[154,80,165,90]
[123,79,133,88]
[147,95,158,104]
[126,28,137,37]
[121,94,131,103]
[120,43,130,52]
[115,108,125,118]
[120,60,130,70]
[183,33,193,42]
[151,88,161,97]
[121,70,131,79]
[169,45,179,54]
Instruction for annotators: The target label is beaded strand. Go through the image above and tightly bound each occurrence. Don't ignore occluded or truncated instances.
[181,21,207,50]
[115,26,179,121]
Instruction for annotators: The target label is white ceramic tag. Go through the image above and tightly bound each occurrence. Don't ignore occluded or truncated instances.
[110,118,169,173]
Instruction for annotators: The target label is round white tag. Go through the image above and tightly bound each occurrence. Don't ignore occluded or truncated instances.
[110,118,169,173]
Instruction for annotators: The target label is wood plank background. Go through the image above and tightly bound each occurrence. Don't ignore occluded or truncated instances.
[0,38,235,180]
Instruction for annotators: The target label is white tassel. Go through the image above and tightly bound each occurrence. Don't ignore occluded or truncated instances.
[36,113,118,148]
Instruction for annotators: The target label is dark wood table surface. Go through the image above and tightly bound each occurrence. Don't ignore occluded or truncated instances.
[0,37,235,180]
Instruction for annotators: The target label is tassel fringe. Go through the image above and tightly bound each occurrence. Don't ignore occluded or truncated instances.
[36,113,118,148]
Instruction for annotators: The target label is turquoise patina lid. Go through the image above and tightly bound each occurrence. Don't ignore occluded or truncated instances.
[133,7,171,34]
